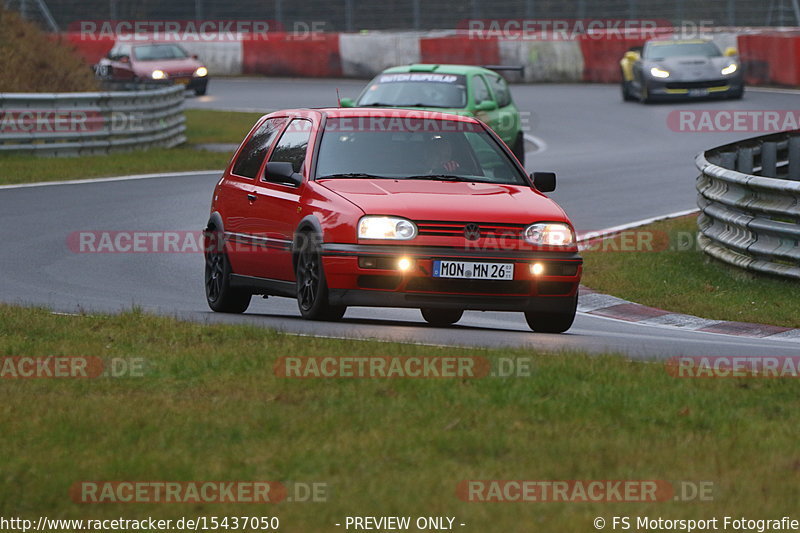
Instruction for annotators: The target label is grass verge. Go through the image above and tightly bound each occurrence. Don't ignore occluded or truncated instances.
[0,110,264,185]
[581,214,800,328]
[2,304,800,527]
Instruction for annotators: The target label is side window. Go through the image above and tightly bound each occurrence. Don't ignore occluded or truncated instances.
[117,44,131,59]
[231,118,286,178]
[488,75,511,107]
[472,76,491,105]
[267,119,312,177]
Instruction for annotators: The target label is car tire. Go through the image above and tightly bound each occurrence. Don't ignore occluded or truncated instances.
[204,244,251,314]
[195,85,207,96]
[296,233,346,321]
[524,295,577,333]
[729,87,744,100]
[420,308,464,327]
[621,78,635,102]
[638,77,651,104]
[511,132,525,167]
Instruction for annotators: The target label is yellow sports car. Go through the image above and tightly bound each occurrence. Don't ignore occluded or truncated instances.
[620,39,743,103]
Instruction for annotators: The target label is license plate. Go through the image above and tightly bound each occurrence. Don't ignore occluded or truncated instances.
[688,88,708,96]
[175,78,190,85]
[433,260,514,280]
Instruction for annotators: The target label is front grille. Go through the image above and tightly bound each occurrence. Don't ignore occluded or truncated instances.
[406,278,530,295]
[415,221,526,240]
[665,80,728,89]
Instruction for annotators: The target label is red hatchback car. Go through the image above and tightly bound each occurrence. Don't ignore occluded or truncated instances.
[94,42,209,95]
[204,108,582,332]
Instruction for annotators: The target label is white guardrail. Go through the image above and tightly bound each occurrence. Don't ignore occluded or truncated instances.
[0,85,185,157]
[696,130,800,280]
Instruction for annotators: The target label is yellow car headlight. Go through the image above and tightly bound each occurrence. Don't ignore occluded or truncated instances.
[151,69,167,80]
[721,63,738,75]
[194,66,208,77]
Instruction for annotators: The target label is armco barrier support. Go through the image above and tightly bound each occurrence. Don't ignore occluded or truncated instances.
[695,130,800,280]
[242,33,341,78]
[0,85,186,157]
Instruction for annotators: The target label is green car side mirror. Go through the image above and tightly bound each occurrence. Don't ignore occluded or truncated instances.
[339,97,355,108]
[475,100,498,112]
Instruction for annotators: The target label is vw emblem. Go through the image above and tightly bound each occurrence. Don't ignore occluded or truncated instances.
[464,223,481,241]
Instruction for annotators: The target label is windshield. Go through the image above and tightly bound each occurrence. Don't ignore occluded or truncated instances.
[644,42,722,60]
[315,117,527,185]
[133,44,189,61]
[357,73,467,108]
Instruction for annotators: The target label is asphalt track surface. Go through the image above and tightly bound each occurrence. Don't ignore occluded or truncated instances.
[3,79,799,358]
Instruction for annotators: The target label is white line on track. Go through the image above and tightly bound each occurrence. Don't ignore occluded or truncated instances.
[0,170,223,190]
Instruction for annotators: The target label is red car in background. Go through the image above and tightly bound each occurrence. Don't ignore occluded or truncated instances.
[94,42,209,95]
[204,108,582,332]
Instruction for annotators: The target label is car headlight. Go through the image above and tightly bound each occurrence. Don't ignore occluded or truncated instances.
[650,66,670,79]
[151,70,167,80]
[358,216,417,240]
[194,66,208,77]
[721,63,738,75]
[524,223,575,247]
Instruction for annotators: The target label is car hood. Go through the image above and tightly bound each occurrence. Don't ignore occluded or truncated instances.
[644,56,736,81]
[318,178,568,224]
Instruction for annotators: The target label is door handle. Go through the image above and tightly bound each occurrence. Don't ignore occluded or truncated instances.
[247,193,257,202]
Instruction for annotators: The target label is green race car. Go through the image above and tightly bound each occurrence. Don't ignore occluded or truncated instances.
[341,64,526,165]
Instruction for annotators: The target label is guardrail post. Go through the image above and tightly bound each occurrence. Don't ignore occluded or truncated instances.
[760,141,778,178]
[718,151,736,171]
[736,145,754,174]
[789,135,800,181]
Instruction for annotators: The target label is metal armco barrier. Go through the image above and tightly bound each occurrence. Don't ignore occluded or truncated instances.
[696,130,800,280]
[0,85,186,157]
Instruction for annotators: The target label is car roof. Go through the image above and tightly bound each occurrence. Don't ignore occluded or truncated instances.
[379,64,497,76]
[267,107,483,123]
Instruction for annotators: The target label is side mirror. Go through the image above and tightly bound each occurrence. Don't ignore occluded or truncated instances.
[192,54,199,60]
[623,51,640,62]
[475,100,498,112]
[119,55,130,63]
[265,162,302,186]
[339,97,355,108]
[532,172,556,192]
[724,47,738,57]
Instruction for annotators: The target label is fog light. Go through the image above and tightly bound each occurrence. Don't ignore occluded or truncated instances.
[398,258,412,271]
[530,263,544,275]
[358,257,378,269]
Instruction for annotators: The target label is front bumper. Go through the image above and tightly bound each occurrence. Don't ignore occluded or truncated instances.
[644,74,744,99]
[321,243,582,312]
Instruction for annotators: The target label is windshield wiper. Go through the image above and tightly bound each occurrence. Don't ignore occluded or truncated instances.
[317,173,395,179]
